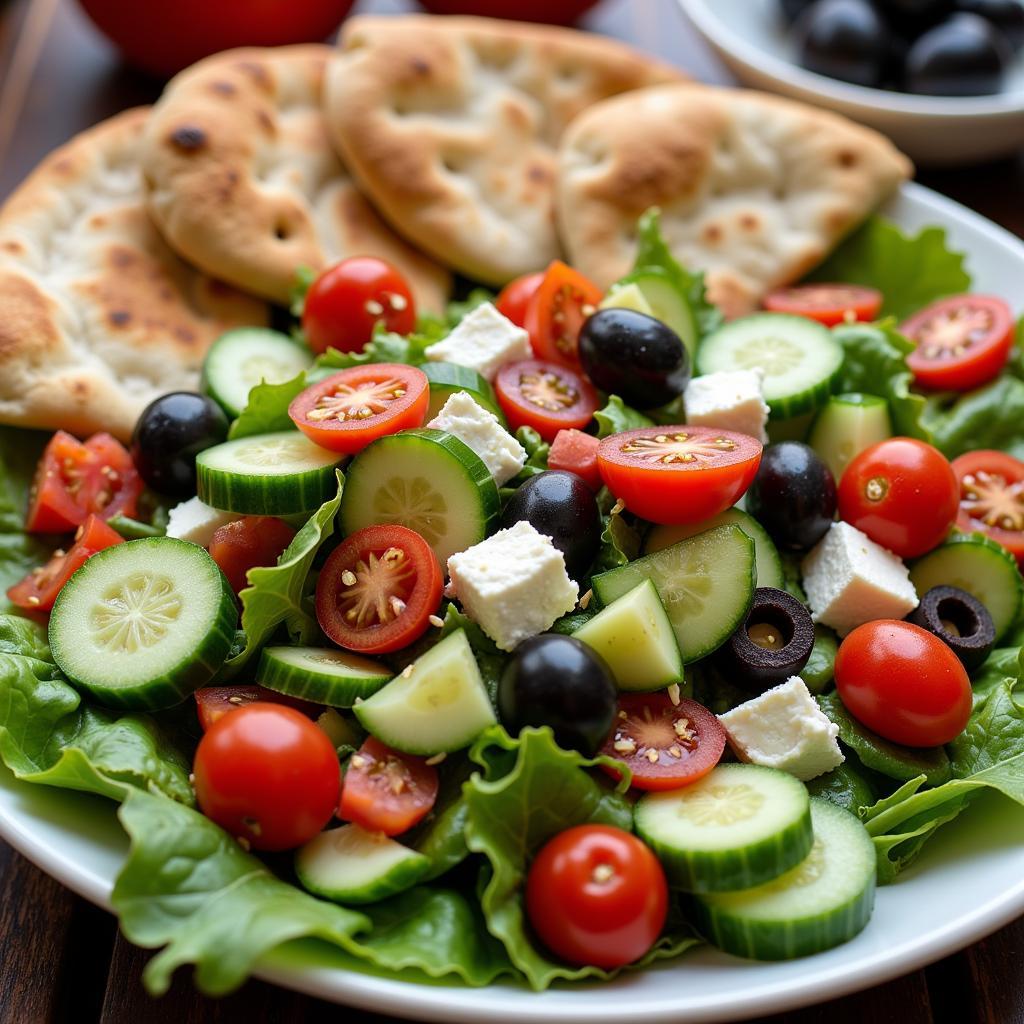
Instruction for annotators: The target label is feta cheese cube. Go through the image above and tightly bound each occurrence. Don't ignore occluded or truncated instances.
[165,496,242,547]
[718,676,844,782]
[424,302,530,382]
[447,521,578,652]
[684,369,770,442]
[802,521,918,636]
[427,392,526,486]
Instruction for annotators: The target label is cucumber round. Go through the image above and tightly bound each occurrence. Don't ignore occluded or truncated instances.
[696,314,843,419]
[196,432,343,515]
[809,393,892,484]
[635,763,813,893]
[692,798,875,960]
[340,428,500,566]
[257,646,391,707]
[421,362,505,424]
[607,270,698,361]
[49,538,236,710]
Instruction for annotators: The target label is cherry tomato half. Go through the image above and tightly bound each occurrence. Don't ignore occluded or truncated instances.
[548,428,601,492]
[339,736,439,836]
[526,824,668,969]
[193,685,321,732]
[301,257,416,356]
[599,695,726,791]
[597,426,762,525]
[952,450,1024,565]
[208,516,296,594]
[193,703,340,851]
[837,438,958,559]
[494,359,599,442]
[315,524,442,654]
[903,295,1013,392]
[524,261,602,368]
[834,620,972,747]
[495,271,544,327]
[763,283,882,326]
[289,364,428,454]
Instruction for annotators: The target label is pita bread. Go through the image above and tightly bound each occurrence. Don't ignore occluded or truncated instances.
[141,45,450,312]
[324,15,684,286]
[0,109,268,442]
[557,85,913,318]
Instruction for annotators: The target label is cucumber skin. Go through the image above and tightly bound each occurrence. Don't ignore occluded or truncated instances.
[256,649,390,707]
[197,458,341,517]
[421,362,505,424]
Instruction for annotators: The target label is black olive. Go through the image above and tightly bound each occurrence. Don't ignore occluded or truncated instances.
[746,442,837,551]
[501,471,602,580]
[793,0,889,87]
[875,0,955,34]
[578,309,690,410]
[907,585,995,670]
[719,587,815,691]
[130,392,230,496]
[498,634,617,756]
[955,0,1024,49]
[905,13,1011,94]
[779,0,818,24]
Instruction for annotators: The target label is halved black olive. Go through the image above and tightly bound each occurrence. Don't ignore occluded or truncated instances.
[906,585,995,670]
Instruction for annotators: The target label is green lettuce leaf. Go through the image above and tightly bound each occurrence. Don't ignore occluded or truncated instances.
[920,376,1024,461]
[949,674,1024,778]
[405,756,474,881]
[594,395,654,438]
[501,426,549,493]
[591,503,642,575]
[0,427,52,604]
[805,759,877,815]
[228,373,307,440]
[970,646,1022,702]
[315,329,432,372]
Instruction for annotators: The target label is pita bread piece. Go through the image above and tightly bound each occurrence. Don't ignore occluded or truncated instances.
[557,85,912,318]
[0,108,268,442]
[325,15,684,286]
[142,45,451,312]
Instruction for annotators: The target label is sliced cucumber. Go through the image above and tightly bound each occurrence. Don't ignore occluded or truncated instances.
[571,579,683,691]
[644,508,783,590]
[257,646,391,707]
[340,428,500,566]
[49,538,236,710]
[196,432,343,515]
[592,524,756,664]
[599,282,655,317]
[201,328,312,418]
[910,532,1024,642]
[696,314,843,419]
[615,268,698,361]
[316,707,364,750]
[692,798,875,960]
[635,763,813,892]
[295,824,430,904]
[421,362,505,424]
[809,393,892,483]
[353,629,496,755]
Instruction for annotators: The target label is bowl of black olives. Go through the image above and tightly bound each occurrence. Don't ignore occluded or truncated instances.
[681,0,1024,164]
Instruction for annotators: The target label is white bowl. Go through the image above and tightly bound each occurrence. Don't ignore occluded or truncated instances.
[679,0,1024,166]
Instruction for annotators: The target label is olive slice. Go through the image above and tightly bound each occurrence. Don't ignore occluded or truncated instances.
[719,587,815,691]
[906,585,995,671]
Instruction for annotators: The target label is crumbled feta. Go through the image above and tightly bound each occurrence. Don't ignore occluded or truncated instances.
[424,302,530,382]
[165,496,242,547]
[684,369,770,442]
[447,521,578,652]
[802,521,918,636]
[718,676,844,781]
[427,392,526,486]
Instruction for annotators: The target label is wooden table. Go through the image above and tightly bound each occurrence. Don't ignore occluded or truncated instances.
[0,1,1021,1021]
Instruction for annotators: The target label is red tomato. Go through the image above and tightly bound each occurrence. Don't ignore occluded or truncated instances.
[525,824,668,969]
[208,516,296,594]
[289,364,428,454]
[548,429,601,491]
[339,737,439,836]
[597,426,762,525]
[194,685,322,732]
[494,359,599,442]
[599,695,726,791]
[902,295,1013,391]
[193,703,340,851]
[416,0,600,25]
[26,431,142,533]
[524,261,602,368]
[763,283,882,326]
[316,524,442,654]
[301,257,416,356]
[7,515,123,613]
[495,272,544,327]
[952,450,1024,565]
[837,438,958,558]
[834,620,973,747]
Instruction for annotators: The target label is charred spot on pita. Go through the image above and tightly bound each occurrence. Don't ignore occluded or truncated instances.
[169,125,207,152]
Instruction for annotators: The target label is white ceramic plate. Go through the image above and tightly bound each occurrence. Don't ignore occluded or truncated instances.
[679,0,1024,166]
[2,181,1024,1023]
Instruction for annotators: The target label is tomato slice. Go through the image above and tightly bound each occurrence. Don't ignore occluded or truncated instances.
[524,261,602,368]
[951,450,1024,565]
[339,736,439,836]
[315,524,442,654]
[208,516,296,594]
[548,428,601,491]
[7,514,123,612]
[599,695,726,791]
[495,271,544,328]
[763,283,882,326]
[194,685,321,732]
[289,364,429,454]
[903,295,1013,391]
[494,359,599,442]
[597,426,762,525]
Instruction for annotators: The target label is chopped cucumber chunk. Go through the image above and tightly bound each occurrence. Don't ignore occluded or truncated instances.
[809,393,891,483]
[616,269,698,361]
[257,646,391,707]
[421,362,505,424]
